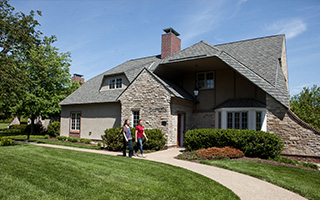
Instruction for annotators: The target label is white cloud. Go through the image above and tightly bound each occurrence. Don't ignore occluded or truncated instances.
[266,18,307,39]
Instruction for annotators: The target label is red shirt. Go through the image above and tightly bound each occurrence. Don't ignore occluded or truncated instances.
[136,125,144,138]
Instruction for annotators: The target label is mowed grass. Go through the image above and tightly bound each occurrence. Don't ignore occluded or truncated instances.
[0,145,239,200]
[202,160,320,200]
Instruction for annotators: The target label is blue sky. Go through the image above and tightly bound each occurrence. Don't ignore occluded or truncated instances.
[10,0,320,96]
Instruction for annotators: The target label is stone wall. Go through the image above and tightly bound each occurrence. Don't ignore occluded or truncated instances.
[118,69,172,143]
[169,98,195,146]
[192,111,215,129]
[266,94,320,156]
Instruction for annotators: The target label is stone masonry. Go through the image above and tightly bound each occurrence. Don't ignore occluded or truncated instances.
[119,69,172,144]
[266,94,320,156]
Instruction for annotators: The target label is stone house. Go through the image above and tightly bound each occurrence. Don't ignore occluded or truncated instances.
[60,28,320,156]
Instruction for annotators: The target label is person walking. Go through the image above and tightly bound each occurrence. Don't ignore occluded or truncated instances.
[135,119,148,158]
[122,119,133,157]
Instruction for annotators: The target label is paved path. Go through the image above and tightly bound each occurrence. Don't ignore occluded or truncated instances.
[30,143,306,200]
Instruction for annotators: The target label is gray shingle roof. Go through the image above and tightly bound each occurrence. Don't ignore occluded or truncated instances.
[158,35,289,108]
[60,34,290,108]
[215,99,266,109]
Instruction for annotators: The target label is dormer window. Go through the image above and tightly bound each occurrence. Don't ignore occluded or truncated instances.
[197,72,214,89]
[109,78,122,89]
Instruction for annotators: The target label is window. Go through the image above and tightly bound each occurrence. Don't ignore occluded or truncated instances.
[226,112,248,129]
[116,78,122,88]
[132,110,140,127]
[71,112,81,131]
[109,78,122,89]
[197,72,214,89]
[109,79,115,89]
[256,111,262,130]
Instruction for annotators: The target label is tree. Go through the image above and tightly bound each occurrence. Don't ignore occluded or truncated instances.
[290,85,320,130]
[13,36,75,139]
[0,0,42,118]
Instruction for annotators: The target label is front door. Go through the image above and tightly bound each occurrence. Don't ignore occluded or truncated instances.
[177,113,186,147]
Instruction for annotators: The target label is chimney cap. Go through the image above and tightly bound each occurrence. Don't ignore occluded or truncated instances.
[73,73,83,78]
[163,28,180,36]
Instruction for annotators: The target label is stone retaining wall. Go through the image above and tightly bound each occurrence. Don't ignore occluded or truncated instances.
[266,95,320,156]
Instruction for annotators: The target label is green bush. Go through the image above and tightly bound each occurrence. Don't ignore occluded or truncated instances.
[43,134,50,139]
[102,127,166,151]
[143,129,166,150]
[0,138,13,146]
[47,121,60,137]
[9,124,28,131]
[184,129,284,159]
[56,136,67,141]
[80,138,91,144]
[68,137,79,143]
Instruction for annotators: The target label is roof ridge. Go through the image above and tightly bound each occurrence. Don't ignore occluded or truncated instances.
[199,40,221,53]
[214,34,285,47]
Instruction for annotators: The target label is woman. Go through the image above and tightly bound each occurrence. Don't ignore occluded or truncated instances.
[122,119,133,157]
[135,119,148,158]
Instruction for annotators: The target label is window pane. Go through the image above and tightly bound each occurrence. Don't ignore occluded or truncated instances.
[234,112,240,129]
[197,73,205,89]
[109,79,115,89]
[241,112,248,129]
[116,78,122,88]
[132,111,140,127]
[227,112,233,129]
[256,112,262,130]
[76,113,81,130]
[71,113,76,130]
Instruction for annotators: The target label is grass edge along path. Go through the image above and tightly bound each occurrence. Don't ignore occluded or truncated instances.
[201,160,320,200]
[0,144,239,200]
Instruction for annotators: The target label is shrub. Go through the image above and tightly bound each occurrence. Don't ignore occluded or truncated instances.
[68,137,79,142]
[176,151,199,160]
[0,138,13,146]
[184,129,284,159]
[43,134,50,139]
[80,138,92,144]
[56,136,67,141]
[9,124,28,131]
[196,147,244,160]
[102,127,166,151]
[143,129,166,150]
[47,121,60,137]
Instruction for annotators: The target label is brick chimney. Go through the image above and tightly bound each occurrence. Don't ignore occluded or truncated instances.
[72,73,84,84]
[161,28,181,59]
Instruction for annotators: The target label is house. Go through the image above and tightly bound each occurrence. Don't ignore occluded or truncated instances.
[60,28,320,156]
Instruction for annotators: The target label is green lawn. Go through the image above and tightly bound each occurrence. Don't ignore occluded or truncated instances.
[201,160,320,200]
[0,123,9,129]
[0,145,239,200]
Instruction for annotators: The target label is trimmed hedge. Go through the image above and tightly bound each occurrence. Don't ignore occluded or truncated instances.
[47,121,60,137]
[0,138,13,146]
[102,127,166,151]
[184,129,284,159]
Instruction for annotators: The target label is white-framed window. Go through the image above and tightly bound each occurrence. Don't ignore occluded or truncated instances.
[71,112,81,131]
[197,72,214,89]
[109,78,122,89]
[227,112,248,129]
[215,108,266,131]
[132,110,140,127]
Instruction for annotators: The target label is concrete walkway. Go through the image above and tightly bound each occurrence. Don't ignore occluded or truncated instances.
[30,143,306,200]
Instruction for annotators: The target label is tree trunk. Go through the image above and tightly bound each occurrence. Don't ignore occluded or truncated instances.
[28,115,35,141]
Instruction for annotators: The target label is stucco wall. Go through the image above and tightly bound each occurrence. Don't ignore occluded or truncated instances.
[118,69,172,143]
[60,103,121,140]
[266,95,320,156]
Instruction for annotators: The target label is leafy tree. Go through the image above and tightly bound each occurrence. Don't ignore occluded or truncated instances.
[290,85,320,130]
[0,0,42,118]
[13,36,76,139]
